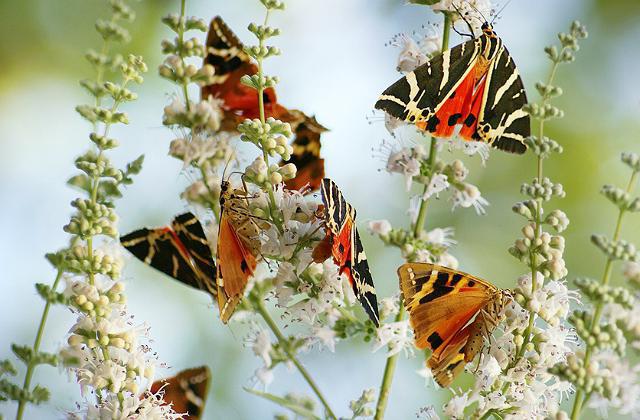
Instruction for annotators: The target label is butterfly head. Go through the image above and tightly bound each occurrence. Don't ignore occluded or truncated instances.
[220,180,231,205]
[481,22,497,38]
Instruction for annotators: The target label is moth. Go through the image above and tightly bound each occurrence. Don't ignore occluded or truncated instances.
[316,178,380,326]
[398,263,511,387]
[216,180,266,323]
[120,212,217,299]
[202,16,296,127]
[151,366,211,419]
[281,112,329,192]
[375,21,529,154]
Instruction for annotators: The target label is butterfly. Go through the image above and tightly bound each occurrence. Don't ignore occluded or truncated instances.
[398,263,511,387]
[151,366,211,419]
[281,112,329,192]
[202,16,296,128]
[315,178,379,326]
[120,212,217,299]
[375,21,529,154]
[216,180,267,323]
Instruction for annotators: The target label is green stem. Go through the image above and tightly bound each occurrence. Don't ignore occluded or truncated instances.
[254,9,281,231]
[570,169,639,420]
[178,0,190,111]
[373,12,451,420]
[254,301,337,420]
[373,303,405,420]
[16,269,63,420]
[412,13,450,239]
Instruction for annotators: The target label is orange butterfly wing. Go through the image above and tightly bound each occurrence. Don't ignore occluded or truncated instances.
[216,213,257,323]
[398,263,500,386]
[150,366,211,419]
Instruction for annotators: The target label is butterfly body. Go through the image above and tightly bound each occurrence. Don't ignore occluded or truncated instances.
[319,179,379,326]
[398,263,510,386]
[216,180,264,322]
[376,23,529,154]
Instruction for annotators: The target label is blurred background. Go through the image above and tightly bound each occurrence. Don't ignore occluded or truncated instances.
[1,0,639,418]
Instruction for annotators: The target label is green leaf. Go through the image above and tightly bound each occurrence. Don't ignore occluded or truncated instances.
[125,154,144,176]
[244,388,320,420]
[67,174,92,194]
[45,252,66,269]
[0,360,17,376]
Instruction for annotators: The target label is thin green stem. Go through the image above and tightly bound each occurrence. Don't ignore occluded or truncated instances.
[254,8,281,230]
[178,0,190,111]
[254,301,337,420]
[571,169,639,420]
[15,269,63,420]
[373,12,451,420]
[411,13,450,239]
[373,303,405,420]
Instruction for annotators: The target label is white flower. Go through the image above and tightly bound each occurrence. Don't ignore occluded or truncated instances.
[378,294,400,320]
[249,328,272,367]
[423,173,450,200]
[368,219,392,236]
[443,392,471,419]
[372,320,413,357]
[448,138,491,164]
[392,33,427,72]
[451,183,489,214]
[386,148,421,190]
[312,326,337,352]
[623,261,640,284]
[436,252,459,269]
[388,27,442,73]
[424,227,456,247]
[417,405,440,420]
[255,366,274,387]
[384,114,404,134]
[430,0,492,34]
[476,355,501,390]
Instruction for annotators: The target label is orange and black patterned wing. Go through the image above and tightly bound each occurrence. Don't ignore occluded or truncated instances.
[375,30,527,154]
[282,114,328,191]
[171,213,217,295]
[320,178,380,326]
[201,16,278,120]
[120,213,216,297]
[398,263,495,354]
[151,366,211,419]
[216,212,257,323]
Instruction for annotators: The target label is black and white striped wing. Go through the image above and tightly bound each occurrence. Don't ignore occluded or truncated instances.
[476,46,529,154]
[375,37,482,126]
[350,227,380,327]
[172,213,217,296]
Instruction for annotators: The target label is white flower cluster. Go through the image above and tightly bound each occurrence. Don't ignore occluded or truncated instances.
[444,295,576,418]
[61,265,178,418]
[382,140,489,215]
[429,0,492,34]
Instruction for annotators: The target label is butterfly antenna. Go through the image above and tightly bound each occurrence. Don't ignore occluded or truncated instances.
[467,1,489,24]
[491,0,514,25]
[221,154,234,182]
[450,2,476,37]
